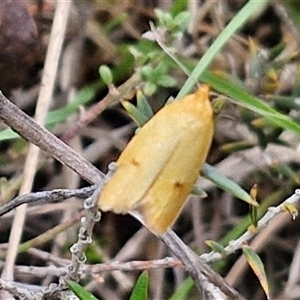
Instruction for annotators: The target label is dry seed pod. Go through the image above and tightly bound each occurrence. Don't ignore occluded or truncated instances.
[98,85,214,234]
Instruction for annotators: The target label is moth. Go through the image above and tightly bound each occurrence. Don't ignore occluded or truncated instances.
[98,84,214,234]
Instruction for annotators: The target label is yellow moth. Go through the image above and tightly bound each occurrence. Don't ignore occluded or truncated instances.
[98,84,214,234]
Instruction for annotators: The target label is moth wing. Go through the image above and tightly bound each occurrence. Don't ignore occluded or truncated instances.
[98,84,214,229]
[98,113,184,213]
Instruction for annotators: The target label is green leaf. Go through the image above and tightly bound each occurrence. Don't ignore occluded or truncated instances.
[141,65,155,79]
[173,12,190,29]
[250,205,258,229]
[156,74,177,87]
[136,90,154,121]
[99,65,113,85]
[169,278,194,300]
[122,100,150,128]
[46,85,97,127]
[67,281,99,300]
[0,128,20,141]
[143,81,157,95]
[201,163,259,206]
[155,9,173,28]
[122,90,154,127]
[129,271,148,300]
[242,245,270,300]
[170,0,188,16]
[205,240,226,256]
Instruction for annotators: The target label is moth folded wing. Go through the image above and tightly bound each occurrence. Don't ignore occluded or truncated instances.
[98,84,213,222]
[137,117,214,235]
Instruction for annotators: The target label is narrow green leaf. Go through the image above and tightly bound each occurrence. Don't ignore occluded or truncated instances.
[136,90,154,121]
[242,245,270,300]
[67,281,99,300]
[169,278,194,300]
[0,128,20,141]
[156,75,177,88]
[202,163,259,206]
[46,85,97,127]
[122,100,150,128]
[205,240,226,256]
[130,271,149,300]
[250,205,258,228]
[143,81,157,95]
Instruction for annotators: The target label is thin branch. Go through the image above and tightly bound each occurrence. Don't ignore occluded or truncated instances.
[6,258,182,279]
[0,278,39,299]
[61,72,142,142]
[161,230,246,300]
[0,185,97,217]
[201,189,300,263]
